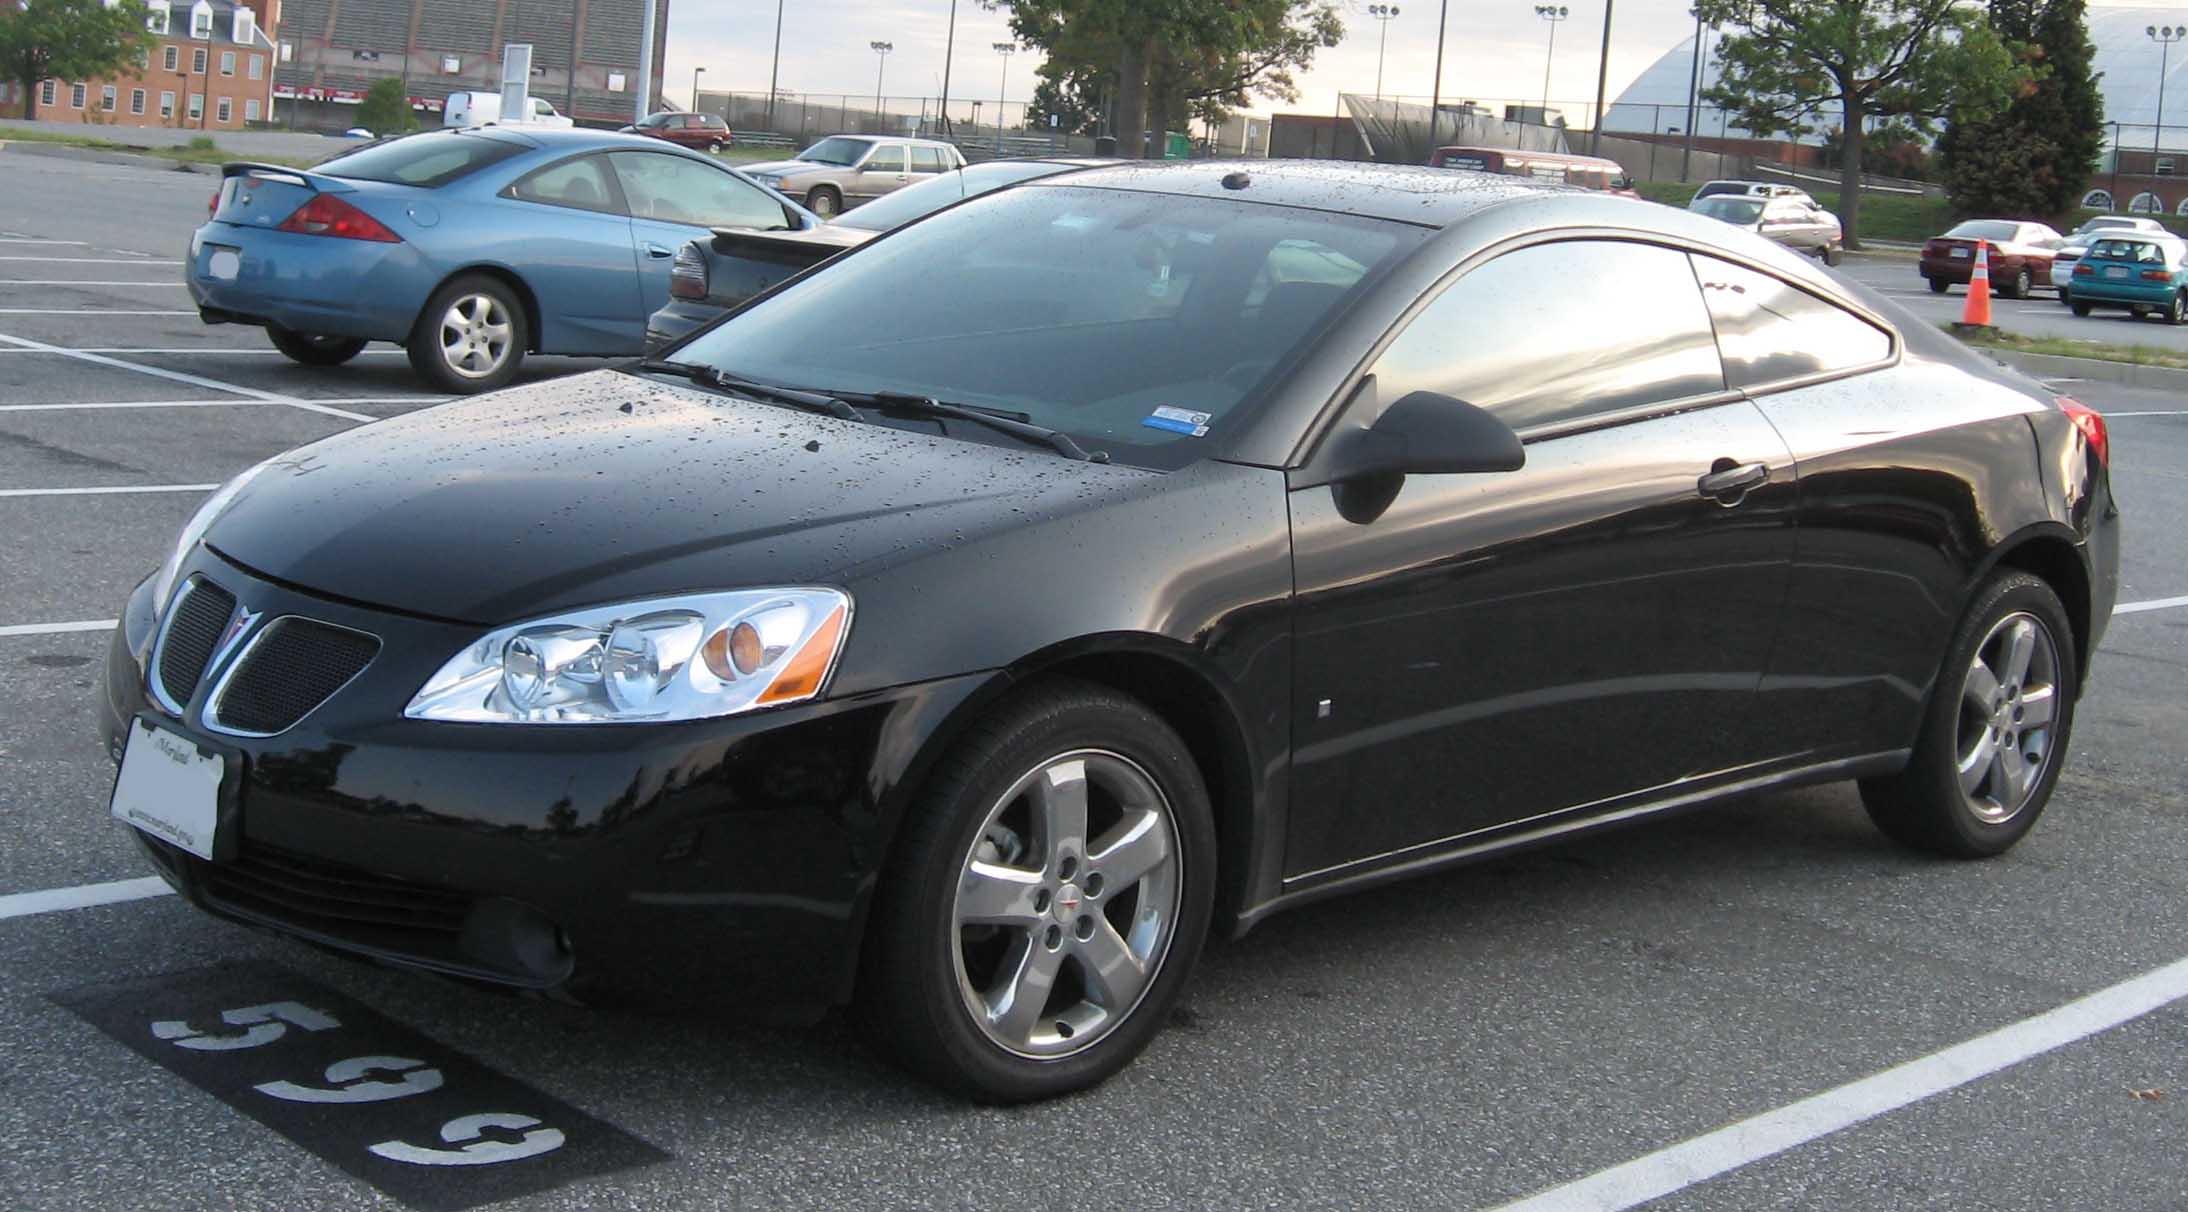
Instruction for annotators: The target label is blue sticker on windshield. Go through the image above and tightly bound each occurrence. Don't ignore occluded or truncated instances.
[1142,406,1211,437]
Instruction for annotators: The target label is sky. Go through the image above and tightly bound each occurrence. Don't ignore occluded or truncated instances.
[660,0,2180,125]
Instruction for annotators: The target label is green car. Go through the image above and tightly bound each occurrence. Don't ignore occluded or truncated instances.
[2068,234,2188,324]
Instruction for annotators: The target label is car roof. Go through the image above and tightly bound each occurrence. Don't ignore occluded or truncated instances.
[1024,159,1556,227]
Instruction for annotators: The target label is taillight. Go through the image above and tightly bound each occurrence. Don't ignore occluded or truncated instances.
[2142,269,2172,281]
[2059,397,2109,467]
[2074,264,2094,277]
[276,194,401,243]
[669,243,709,300]
[208,192,219,217]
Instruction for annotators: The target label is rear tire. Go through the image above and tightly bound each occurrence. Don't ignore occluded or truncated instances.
[1859,571,2077,859]
[805,186,841,218]
[2005,267,2031,299]
[266,326,367,367]
[858,680,1216,1103]
[406,273,527,395]
[1927,277,1949,294]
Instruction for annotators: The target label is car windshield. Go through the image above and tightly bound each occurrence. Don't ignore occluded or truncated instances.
[1691,196,1765,224]
[797,137,872,166]
[2089,238,2170,264]
[316,130,527,187]
[1694,182,1752,198]
[1944,221,2021,242]
[667,185,1421,469]
[832,161,1074,232]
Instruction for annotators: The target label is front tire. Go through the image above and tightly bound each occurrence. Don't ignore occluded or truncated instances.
[406,274,526,394]
[266,326,367,367]
[805,186,842,218]
[1859,571,2077,858]
[707,139,723,154]
[859,680,1216,1102]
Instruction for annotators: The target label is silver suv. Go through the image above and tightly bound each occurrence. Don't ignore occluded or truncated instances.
[741,136,969,218]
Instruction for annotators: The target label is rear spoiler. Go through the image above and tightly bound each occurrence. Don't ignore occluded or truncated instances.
[706,227,853,265]
[219,161,352,193]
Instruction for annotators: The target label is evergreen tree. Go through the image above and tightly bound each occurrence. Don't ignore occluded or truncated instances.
[1939,0,2106,220]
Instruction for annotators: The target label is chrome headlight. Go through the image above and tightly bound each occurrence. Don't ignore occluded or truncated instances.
[149,456,277,622]
[405,589,851,724]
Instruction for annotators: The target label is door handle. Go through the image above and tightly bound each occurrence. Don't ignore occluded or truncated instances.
[644,243,674,259]
[1698,460,1769,503]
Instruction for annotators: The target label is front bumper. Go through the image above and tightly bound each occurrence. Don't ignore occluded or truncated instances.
[100,550,994,1012]
[186,221,427,341]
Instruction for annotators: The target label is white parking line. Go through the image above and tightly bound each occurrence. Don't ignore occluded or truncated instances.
[0,309,195,316]
[0,331,374,422]
[0,620,117,637]
[2104,411,2188,418]
[1488,951,2188,1212]
[0,280,191,287]
[0,257,184,265]
[2115,593,2188,616]
[0,238,87,245]
[0,877,172,922]
[0,484,216,498]
[0,347,406,356]
[0,397,442,412]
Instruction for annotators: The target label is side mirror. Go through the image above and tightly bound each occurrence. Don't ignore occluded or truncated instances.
[1333,391,1525,481]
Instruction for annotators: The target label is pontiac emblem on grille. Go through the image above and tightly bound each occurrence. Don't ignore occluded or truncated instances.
[210,605,261,671]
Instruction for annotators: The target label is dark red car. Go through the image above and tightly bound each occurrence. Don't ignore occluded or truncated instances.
[1919,219,2064,298]
[623,111,733,154]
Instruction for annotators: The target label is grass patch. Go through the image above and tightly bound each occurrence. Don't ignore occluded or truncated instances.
[1947,323,2188,371]
[0,124,318,168]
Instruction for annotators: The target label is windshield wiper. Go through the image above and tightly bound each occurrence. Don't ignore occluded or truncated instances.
[635,360,861,420]
[832,390,1109,463]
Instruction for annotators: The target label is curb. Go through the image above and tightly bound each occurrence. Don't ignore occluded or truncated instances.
[1982,348,2188,393]
[0,140,216,174]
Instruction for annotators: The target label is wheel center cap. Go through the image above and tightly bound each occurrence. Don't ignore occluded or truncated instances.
[1053,883,1082,922]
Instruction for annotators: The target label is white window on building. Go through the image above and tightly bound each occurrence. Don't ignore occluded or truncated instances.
[442,55,461,74]
[220,51,235,76]
[280,41,293,63]
[131,88,146,115]
[2130,191,2164,214]
[190,1,213,38]
[245,98,261,122]
[164,46,179,71]
[101,84,117,110]
[159,90,176,119]
[71,82,87,109]
[216,97,232,124]
[193,47,207,74]
[232,8,254,44]
[2082,189,2115,210]
[188,93,203,120]
[40,80,57,107]
[248,54,262,80]
[608,71,628,92]
[147,2,171,35]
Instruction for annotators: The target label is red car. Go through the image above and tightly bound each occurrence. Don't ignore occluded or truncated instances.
[1920,219,2064,298]
[623,111,734,154]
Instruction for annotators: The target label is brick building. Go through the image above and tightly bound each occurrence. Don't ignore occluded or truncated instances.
[0,1,281,131]
[270,0,669,131]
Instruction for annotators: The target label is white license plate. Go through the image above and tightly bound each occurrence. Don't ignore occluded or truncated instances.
[2105,266,2130,279]
[1951,248,1971,259]
[206,247,241,281]
[110,719,226,860]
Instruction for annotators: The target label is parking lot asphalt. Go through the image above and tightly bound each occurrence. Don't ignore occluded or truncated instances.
[4,148,2188,1211]
[1836,250,2188,350]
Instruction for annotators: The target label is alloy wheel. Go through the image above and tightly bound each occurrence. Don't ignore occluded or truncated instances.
[951,749,1181,1059]
[1954,612,2061,824]
[437,293,514,380]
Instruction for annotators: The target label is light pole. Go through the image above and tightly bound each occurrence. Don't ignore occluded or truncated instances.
[2151,25,2185,164]
[871,41,892,119]
[994,41,1015,150]
[1533,5,1568,120]
[939,0,959,137]
[765,0,785,130]
[1680,10,1708,181]
[691,66,705,111]
[1430,0,1450,150]
[1590,0,1615,154]
[1367,5,1400,102]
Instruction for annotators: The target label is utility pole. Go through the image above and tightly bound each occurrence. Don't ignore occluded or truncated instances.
[939,0,959,137]
[766,0,786,130]
[1680,11,1707,181]
[1588,0,1614,154]
[1429,0,1449,149]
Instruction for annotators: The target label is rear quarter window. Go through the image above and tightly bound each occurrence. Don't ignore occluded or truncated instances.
[1691,256,1891,389]
[316,132,526,188]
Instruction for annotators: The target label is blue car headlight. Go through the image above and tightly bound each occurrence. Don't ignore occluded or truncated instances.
[405,589,851,724]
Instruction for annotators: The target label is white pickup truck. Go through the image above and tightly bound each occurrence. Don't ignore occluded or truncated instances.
[442,91,577,129]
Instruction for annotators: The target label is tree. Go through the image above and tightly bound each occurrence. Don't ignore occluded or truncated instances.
[0,0,153,121]
[356,77,419,137]
[1693,0,2027,246]
[1937,0,2105,221]
[1023,75,1104,137]
[996,0,1342,158]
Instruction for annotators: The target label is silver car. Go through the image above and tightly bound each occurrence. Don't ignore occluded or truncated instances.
[1689,193,1844,265]
[741,135,968,218]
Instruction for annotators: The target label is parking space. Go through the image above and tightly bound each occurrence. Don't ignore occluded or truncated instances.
[3,154,2188,1211]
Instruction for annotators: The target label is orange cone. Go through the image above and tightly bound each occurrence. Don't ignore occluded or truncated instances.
[1963,241,1994,327]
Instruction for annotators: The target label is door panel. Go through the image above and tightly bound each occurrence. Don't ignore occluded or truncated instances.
[1284,402,1797,881]
[497,154,641,354]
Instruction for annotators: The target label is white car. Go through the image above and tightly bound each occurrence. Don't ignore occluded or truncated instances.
[1692,179,1818,207]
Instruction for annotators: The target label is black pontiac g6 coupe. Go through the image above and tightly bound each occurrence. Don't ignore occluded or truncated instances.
[101,162,2119,1102]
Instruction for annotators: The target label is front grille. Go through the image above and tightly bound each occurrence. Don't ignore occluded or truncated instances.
[201,842,473,941]
[209,618,379,736]
[155,579,236,708]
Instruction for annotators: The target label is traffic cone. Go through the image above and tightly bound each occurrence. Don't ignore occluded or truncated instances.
[1961,241,1994,328]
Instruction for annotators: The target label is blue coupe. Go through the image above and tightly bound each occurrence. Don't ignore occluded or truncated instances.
[188,127,820,392]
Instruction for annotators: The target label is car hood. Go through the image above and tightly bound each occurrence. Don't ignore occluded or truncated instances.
[743,159,834,178]
[204,371,1153,625]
